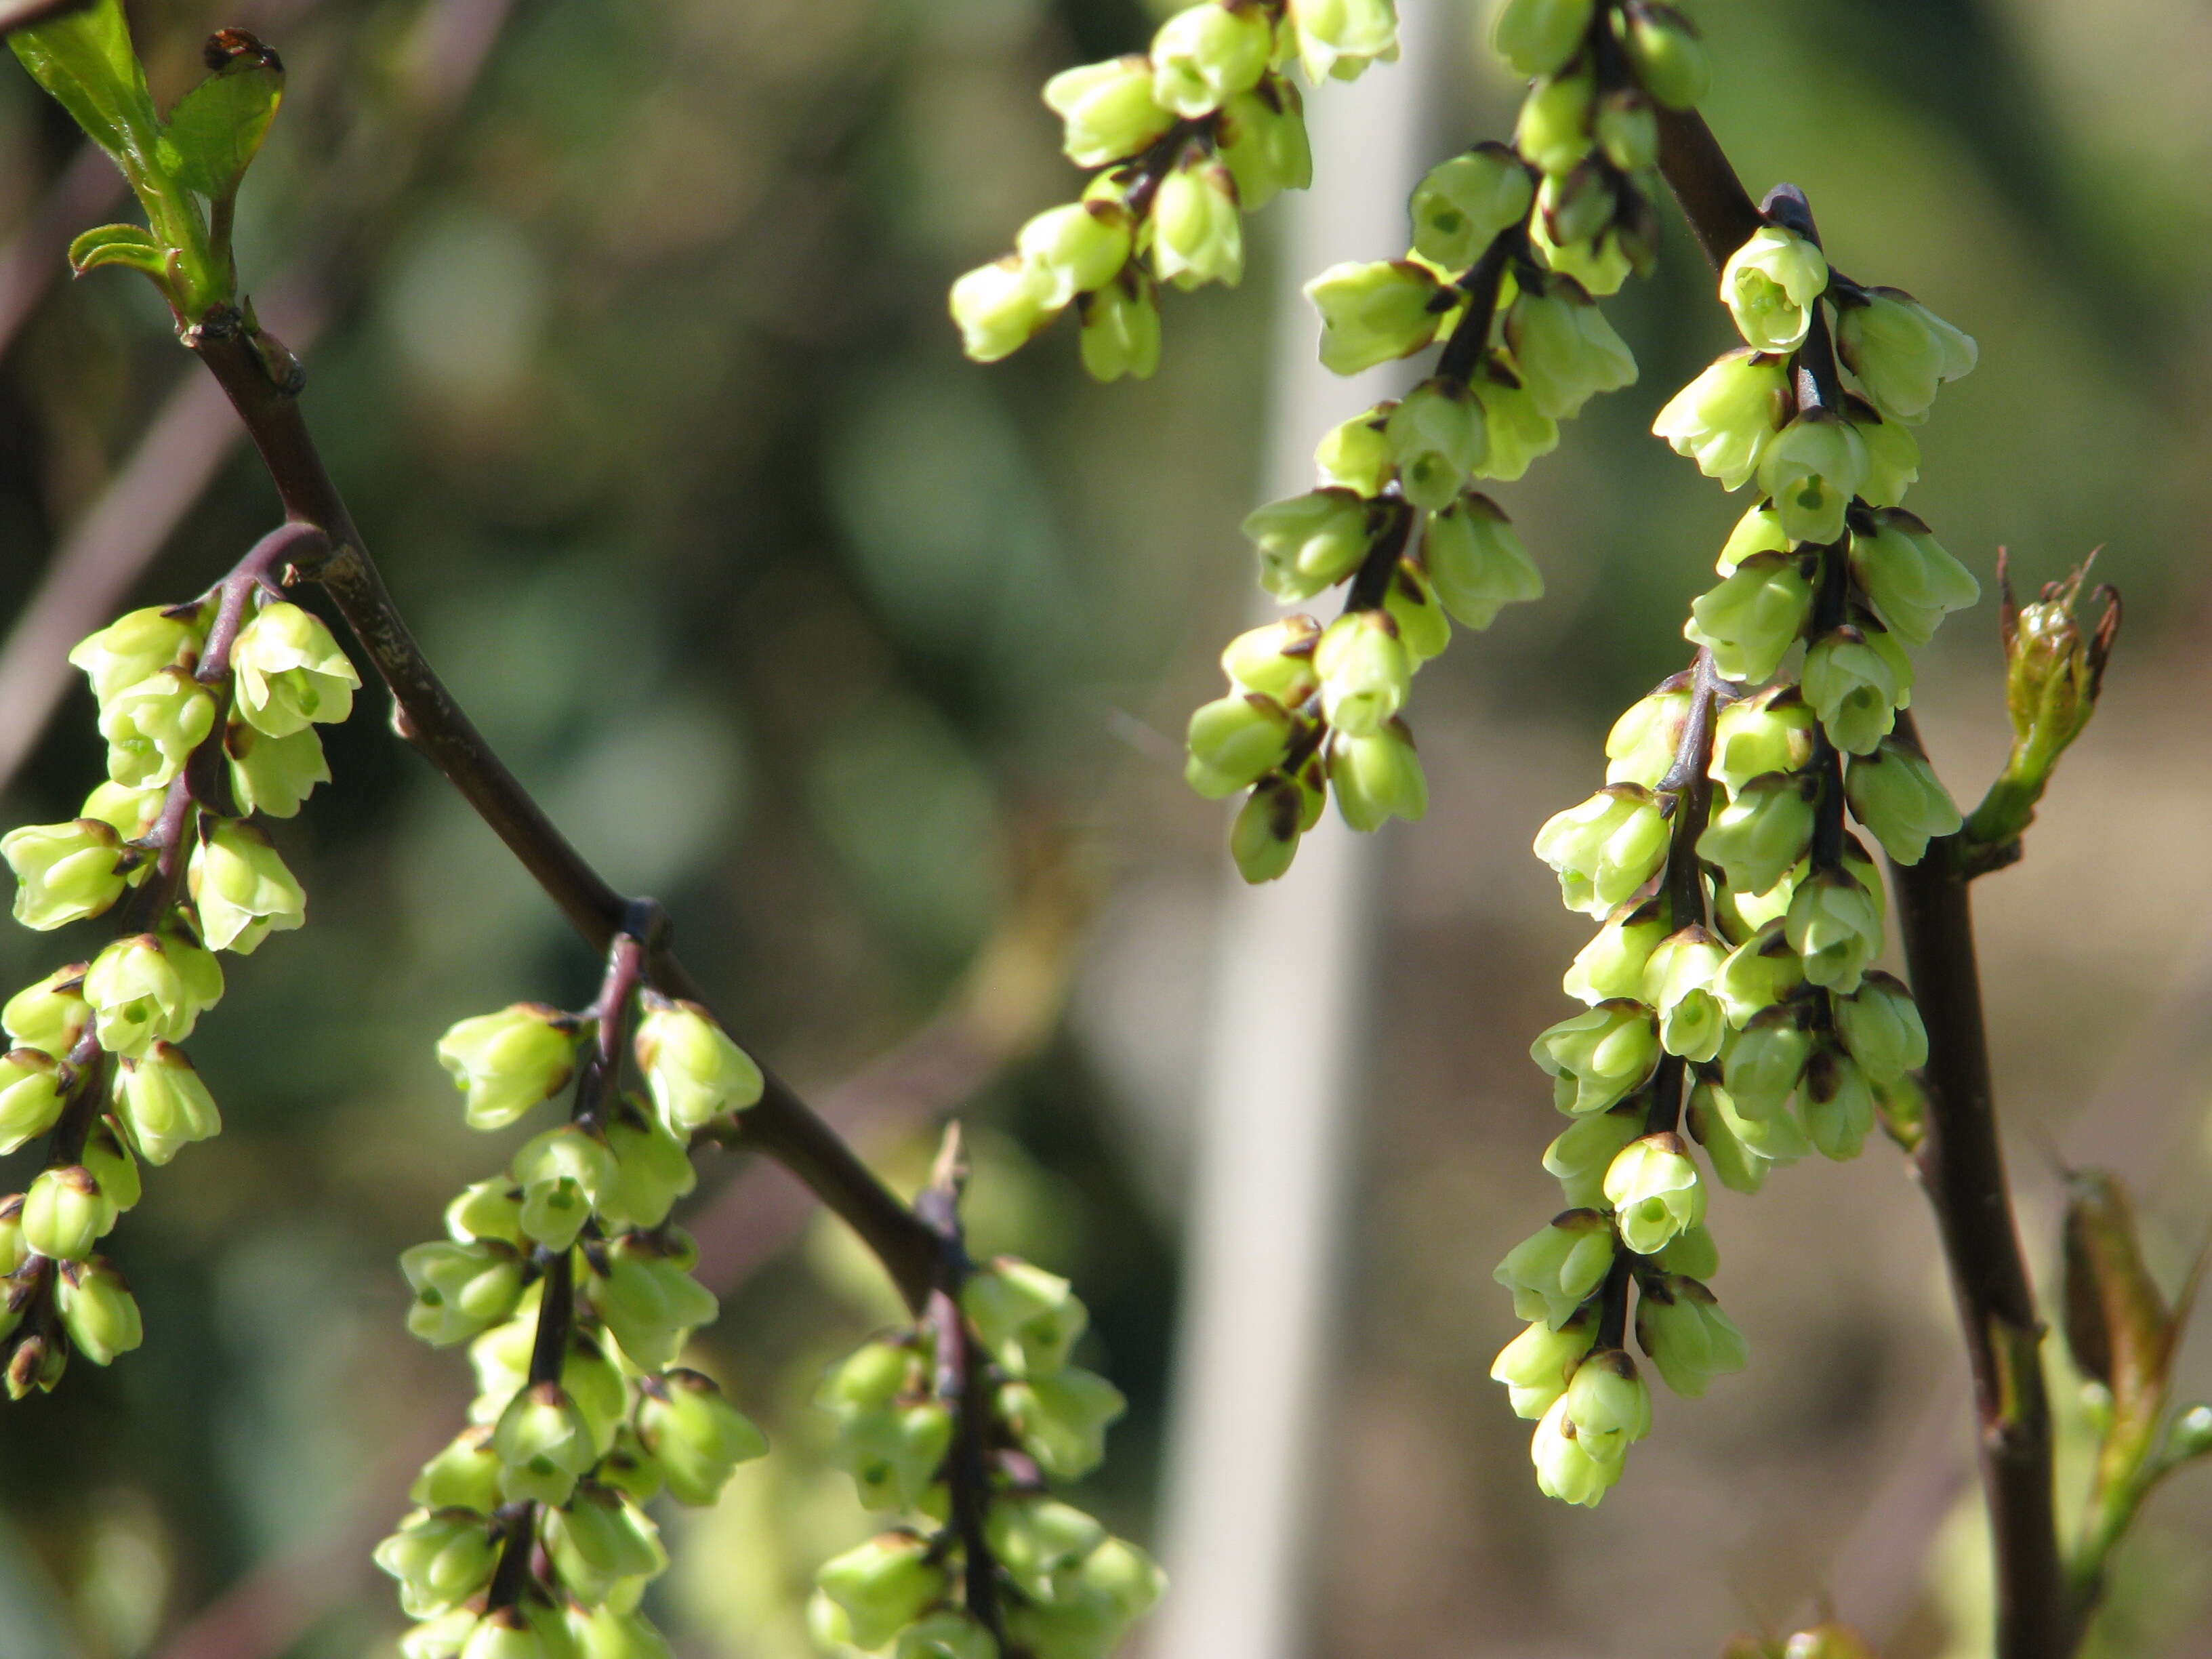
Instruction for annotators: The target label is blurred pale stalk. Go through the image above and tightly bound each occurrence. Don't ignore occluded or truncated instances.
[1156,10,1448,1659]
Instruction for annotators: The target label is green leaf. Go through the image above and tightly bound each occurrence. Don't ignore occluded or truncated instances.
[67,222,166,280]
[6,0,159,164]
[155,30,284,201]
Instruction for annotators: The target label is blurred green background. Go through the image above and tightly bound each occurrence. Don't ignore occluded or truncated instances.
[1,0,2210,1655]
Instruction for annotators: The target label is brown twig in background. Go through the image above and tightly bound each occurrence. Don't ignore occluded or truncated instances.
[1653,109,2070,1659]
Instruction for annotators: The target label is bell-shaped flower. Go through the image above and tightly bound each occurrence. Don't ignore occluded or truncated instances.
[1697,773,1815,899]
[0,1048,66,1155]
[1216,80,1312,213]
[815,1533,948,1652]
[1562,899,1667,1004]
[1042,56,1174,168]
[1721,225,1827,352]
[1305,260,1446,376]
[1513,69,1594,177]
[1603,684,1689,789]
[1288,0,1399,83]
[1634,1275,1748,1396]
[436,1004,579,1130]
[1833,970,1927,1084]
[1151,151,1244,290]
[1078,270,1162,383]
[1504,276,1638,419]
[1683,551,1814,684]
[3,819,126,930]
[1848,509,1978,648]
[491,1380,600,1508]
[1469,363,1561,482]
[1494,1209,1616,1328]
[1834,286,1977,423]
[1757,411,1868,547]
[1328,721,1427,832]
[587,1234,718,1371]
[1803,623,1914,756]
[112,1042,222,1164]
[634,1368,766,1507]
[1244,488,1375,601]
[225,723,330,818]
[5,964,91,1057]
[1603,1131,1705,1254]
[511,1124,617,1251]
[1641,925,1728,1061]
[84,931,222,1058]
[401,1240,525,1347]
[1492,0,1595,77]
[1785,866,1885,993]
[1382,560,1451,665]
[598,1109,699,1233]
[1687,1077,1805,1193]
[1185,692,1298,799]
[950,255,1056,365]
[996,1366,1125,1480]
[1532,1000,1660,1116]
[1490,1306,1599,1420]
[189,819,306,954]
[1709,916,1806,1027]
[1652,350,1789,491]
[1385,378,1487,509]
[1721,1003,1813,1120]
[1015,201,1133,310]
[634,997,764,1132]
[1313,611,1410,737]
[68,607,204,705]
[1231,778,1304,885]
[56,1256,143,1366]
[1561,1347,1652,1466]
[99,668,216,788]
[1542,1107,1646,1209]
[1150,1,1272,119]
[1410,142,1534,269]
[1845,739,1961,865]
[1530,1390,1624,1507]
[1801,1046,1878,1160]
[1851,405,1919,508]
[1708,687,1814,794]
[21,1164,114,1261]
[230,601,359,738]
[1313,405,1395,495]
[1421,493,1542,628]
[1533,785,1669,917]
[1716,500,1790,576]
[1618,1,1710,109]
[374,1507,502,1620]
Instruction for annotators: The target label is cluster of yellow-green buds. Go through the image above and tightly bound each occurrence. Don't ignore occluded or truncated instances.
[1,563,356,1399]
[380,962,773,1659]
[1492,178,1979,1505]
[1183,0,1724,881]
[949,0,1407,380]
[808,1256,1161,1659]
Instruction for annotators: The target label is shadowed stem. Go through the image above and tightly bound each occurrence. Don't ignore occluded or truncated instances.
[187,314,949,1318]
[1654,108,2070,1659]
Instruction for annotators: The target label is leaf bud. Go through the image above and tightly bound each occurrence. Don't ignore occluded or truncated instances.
[1603,1131,1704,1254]
[1385,378,1487,509]
[68,607,205,705]
[1642,926,1727,1062]
[0,1049,66,1155]
[634,997,765,1134]
[1077,272,1162,383]
[411,1425,504,1512]
[1848,510,1978,648]
[1244,488,1375,600]
[1542,1107,1645,1209]
[1684,552,1814,684]
[1216,79,1311,213]
[996,1366,1125,1479]
[1721,226,1827,353]
[1562,899,1668,1004]
[1504,274,1637,419]
[816,1532,949,1651]
[1709,687,1814,794]
[1615,1,1709,110]
[188,817,306,954]
[56,1255,142,1364]
[1313,406,1395,496]
[1494,1208,1616,1328]
[3,819,127,930]
[491,1380,599,1507]
[22,1164,113,1261]
[1042,57,1175,169]
[436,1004,579,1130]
[1409,143,1534,270]
[1801,1046,1877,1160]
[1421,493,1542,628]
[1150,2,1273,119]
[987,1495,1107,1603]
[1532,785,1668,917]
[1151,150,1244,291]
[1697,773,1814,899]
[373,1507,501,1618]
[1652,349,1789,491]
[1720,1004,1812,1120]
[225,722,329,818]
[1834,286,1976,423]
[1305,259,1445,376]
[112,1041,222,1164]
[230,600,359,737]
[1514,70,1595,177]
[1326,721,1427,832]
[98,667,217,789]
[3,964,91,1056]
[962,1255,1088,1376]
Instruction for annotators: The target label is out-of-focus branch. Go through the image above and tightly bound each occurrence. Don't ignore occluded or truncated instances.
[0,142,123,356]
